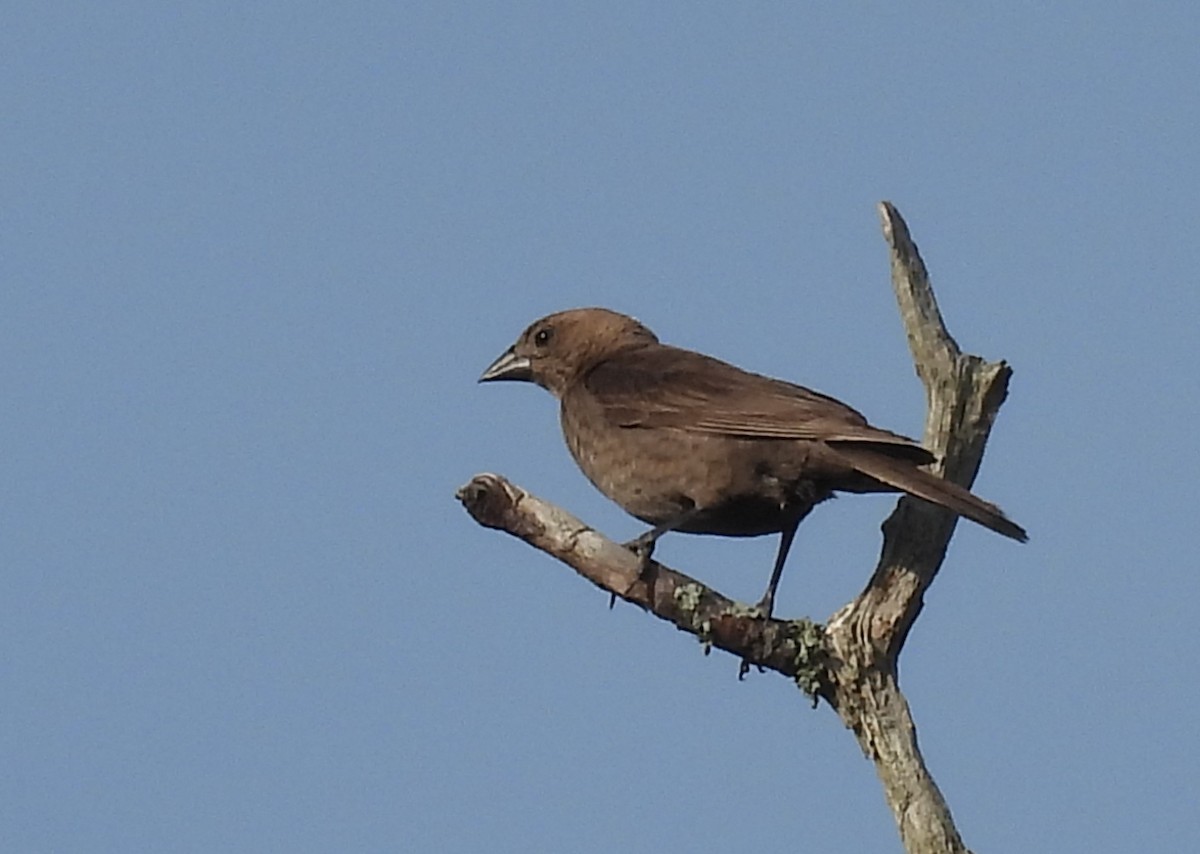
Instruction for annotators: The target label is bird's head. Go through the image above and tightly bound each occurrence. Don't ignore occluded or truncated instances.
[479,307,658,397]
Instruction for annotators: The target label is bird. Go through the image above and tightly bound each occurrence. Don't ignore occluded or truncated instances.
[479,307,1025,617]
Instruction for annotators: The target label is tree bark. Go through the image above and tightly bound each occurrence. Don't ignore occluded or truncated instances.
[458,202,1015,854]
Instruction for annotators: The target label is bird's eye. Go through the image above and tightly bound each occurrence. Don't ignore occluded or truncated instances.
[533,327,554,348]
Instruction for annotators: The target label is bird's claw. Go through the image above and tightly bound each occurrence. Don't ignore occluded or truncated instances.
[621,534,657,576]
[738,658,767,680]
[754,595,776,622]
[609,534,659,609]
[736,598,777,679]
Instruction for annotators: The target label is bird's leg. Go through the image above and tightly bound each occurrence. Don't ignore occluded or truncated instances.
[622,524,666,570]
[735,515,805,678]
[755,515,801,620]
[622,506,699,573]
[610,504,700,608]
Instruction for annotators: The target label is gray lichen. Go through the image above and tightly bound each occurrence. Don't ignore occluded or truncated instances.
[673,583,714,652]
[786,618,828,704]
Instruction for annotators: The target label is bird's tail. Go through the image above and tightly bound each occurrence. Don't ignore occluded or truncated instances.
[835,447,1028,542]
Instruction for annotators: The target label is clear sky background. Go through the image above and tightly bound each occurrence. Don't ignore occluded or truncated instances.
[3,3,1197,852]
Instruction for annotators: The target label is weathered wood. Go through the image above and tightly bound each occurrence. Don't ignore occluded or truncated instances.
[459,202,1018,854]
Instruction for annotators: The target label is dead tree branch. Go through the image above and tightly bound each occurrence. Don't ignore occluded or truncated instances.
[459,202,1016,854]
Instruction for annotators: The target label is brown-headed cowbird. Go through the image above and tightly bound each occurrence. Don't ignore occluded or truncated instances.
[480,307,1025,616]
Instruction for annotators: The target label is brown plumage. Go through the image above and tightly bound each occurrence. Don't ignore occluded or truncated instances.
[480,307,1026,616]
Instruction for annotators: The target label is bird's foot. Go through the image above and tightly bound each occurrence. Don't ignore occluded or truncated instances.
[610,533,658,608]
[754,592,776,622]
[732,593,778,675]
[621,532,658,573]
[738,658,769,680]
[736,598,779,679]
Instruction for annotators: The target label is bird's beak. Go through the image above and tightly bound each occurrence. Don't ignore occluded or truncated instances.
[479,347,533,383]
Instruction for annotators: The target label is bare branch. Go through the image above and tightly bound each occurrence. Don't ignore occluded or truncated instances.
[817,202,1016,853]
[457,473,829,694]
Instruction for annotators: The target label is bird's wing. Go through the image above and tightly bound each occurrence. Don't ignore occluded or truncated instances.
[585,345,932,460]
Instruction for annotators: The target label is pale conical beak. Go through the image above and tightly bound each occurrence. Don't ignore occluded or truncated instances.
[479,347,533,383]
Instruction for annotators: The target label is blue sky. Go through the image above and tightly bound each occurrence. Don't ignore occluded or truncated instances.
[3,3,1197,852]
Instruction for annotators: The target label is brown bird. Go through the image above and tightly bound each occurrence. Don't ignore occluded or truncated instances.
[480,307,1025,617]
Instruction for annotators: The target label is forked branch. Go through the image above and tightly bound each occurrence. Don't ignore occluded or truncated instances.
[459,202,1016,854]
